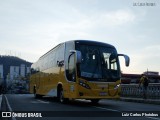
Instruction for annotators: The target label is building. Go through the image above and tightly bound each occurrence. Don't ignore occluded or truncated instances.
[26,67,30,75]
[121,71,160,84]
[0,64,3,85]
[9,64,30,79]
[10,66,19,80]
[0,64,3,79]
[20,64,25,77]
[143,71,159,76]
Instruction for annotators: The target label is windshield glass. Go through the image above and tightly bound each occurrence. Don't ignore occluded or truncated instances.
[76,44,120,82]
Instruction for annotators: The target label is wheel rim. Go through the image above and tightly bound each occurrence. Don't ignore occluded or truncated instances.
[60,90,64,103]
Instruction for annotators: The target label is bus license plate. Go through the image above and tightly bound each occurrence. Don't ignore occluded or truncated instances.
[99,92,107,96]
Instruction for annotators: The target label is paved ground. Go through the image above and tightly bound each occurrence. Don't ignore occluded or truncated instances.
[0,94,159,110]
[0,94,160,120]
[120,97,160,105]
[0,94,2,110]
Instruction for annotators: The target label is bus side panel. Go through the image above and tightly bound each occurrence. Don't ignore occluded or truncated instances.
[30,43,68,97]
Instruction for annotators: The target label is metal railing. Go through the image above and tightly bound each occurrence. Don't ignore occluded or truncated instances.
[121,83,160,99]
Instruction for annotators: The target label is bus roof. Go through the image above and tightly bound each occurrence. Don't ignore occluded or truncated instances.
[74,40,115,49]
[39,43,63,60]
[38,40,115,60]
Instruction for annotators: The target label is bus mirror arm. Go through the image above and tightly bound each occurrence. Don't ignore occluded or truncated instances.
[57,60,64,67]
[69,50,82,64]
[118,54,130,67]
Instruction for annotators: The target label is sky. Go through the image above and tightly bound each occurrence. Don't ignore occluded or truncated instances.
[0,0,160,74]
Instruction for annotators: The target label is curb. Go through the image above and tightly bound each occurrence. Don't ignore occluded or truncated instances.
[120,97,160,105]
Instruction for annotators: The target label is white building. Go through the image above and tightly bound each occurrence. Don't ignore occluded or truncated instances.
[20,64,25,77]
[26,67,30,75]
[10,66,19,80]
[0,64,3,85]
[9,64,31,81]
[0,64,3,79]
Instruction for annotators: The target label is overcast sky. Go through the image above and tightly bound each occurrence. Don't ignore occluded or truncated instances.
[0,0,159,74]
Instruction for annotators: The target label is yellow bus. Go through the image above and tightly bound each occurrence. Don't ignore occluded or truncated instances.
[30,40,129,103]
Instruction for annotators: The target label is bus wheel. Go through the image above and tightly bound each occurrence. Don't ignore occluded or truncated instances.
[90,99,100,104]
[33,86,37,98]
[59,89,68,103]
[33,86,42,99]
[35,94,43,99]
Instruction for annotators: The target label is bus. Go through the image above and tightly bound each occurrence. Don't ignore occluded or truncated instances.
[30,40,130,103]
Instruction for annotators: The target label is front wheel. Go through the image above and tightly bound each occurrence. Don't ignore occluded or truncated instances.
[59,89,68,103]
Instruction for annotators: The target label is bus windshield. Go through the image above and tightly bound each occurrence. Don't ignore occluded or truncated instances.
[76,44,120,82]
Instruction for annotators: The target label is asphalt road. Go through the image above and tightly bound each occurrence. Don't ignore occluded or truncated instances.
[1,94,160,120]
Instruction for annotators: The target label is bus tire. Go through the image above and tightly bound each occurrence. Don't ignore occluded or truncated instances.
[90,99,100,104]
[35,94,43,99]
[33,86,37,98]
[59,89,68,103]
[33,86,42,99]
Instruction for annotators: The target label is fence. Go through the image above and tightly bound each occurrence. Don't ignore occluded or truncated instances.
[121,83,160,99]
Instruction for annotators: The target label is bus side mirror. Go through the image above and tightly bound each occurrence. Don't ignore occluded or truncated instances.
[118,54,130,67]
[70,50,82,64]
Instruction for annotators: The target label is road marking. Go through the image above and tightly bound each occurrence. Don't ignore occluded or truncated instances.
[37,100,50,104]
[18,94,24,96]
[92,106,160,120]
[92,106,120,112]
[31,99,50,104]
[147,117,160,120]
[30,101,40,103]
[4,95,17,120]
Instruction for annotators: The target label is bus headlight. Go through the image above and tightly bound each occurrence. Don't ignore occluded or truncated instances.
[79,80,91,89]
[114,84,121,90]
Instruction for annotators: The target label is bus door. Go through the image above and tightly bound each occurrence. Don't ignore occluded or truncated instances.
[66,51,77,98]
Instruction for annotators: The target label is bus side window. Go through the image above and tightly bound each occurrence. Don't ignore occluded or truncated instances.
[67,54,76,82]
